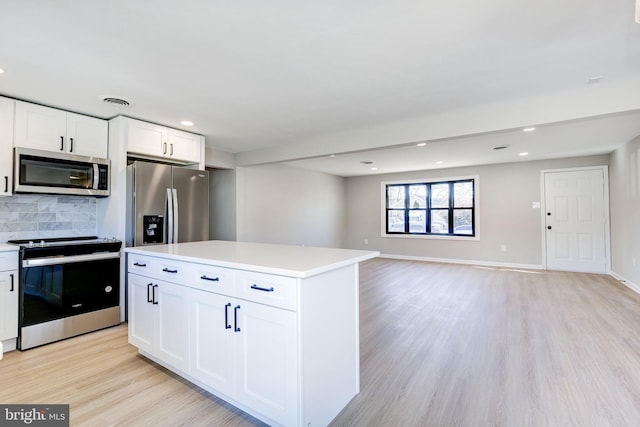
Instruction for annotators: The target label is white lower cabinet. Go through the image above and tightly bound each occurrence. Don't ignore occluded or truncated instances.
[127,250,362,427]
[128,274,189,372]
[0,248,19,352]
[190,288,298,426]
[189,289,236,394]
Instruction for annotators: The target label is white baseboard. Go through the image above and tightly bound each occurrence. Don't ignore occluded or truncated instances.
[609,271,640,295]
[379,253,544,271]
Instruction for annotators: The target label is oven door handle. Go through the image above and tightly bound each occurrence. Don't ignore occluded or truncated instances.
[22,252,120,267]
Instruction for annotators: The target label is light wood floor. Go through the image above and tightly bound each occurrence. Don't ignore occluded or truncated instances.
[3,258,640,426]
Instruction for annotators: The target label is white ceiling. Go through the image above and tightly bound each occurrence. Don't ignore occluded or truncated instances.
[1,0,640,176]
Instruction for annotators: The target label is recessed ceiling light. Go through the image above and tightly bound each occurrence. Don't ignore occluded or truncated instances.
[519,152,529,156]
[523,127,536,132]
[371,167,378,171]
[0,68,5,74]
[587,76,603,85]
[181,120,194,126]
[436,161,444,165]
[417,142,427,147]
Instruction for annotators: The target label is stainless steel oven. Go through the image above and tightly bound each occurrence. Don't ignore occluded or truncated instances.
[9,236,122,350]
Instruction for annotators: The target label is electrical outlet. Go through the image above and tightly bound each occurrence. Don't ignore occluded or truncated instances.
[501,244,507,252]
[364,239,369,245]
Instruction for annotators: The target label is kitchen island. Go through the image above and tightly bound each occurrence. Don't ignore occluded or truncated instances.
[124,240,379,427]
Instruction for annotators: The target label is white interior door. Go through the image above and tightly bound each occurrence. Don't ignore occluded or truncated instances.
[544,168,608,273]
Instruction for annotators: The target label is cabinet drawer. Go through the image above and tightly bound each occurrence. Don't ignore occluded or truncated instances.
[190,264,235,295]
[0,250,18,271]
[156,259,189,282]
[127,254,188,283]
[236,271,297,311]
[128,254,159,278]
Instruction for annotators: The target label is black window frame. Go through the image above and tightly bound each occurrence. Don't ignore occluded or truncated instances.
[385,178,476,237]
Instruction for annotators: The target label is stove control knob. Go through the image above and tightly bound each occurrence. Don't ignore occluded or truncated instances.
[28,241,34,248]
[40,240,45,247]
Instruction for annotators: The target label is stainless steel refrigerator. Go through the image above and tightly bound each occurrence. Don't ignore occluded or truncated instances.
[126,160,209,246]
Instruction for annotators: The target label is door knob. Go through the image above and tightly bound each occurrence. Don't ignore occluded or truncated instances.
[547,226,552,230]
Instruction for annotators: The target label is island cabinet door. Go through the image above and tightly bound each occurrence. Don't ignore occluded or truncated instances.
[189,288,236,396]
[235,300,298,427]
[128,273,190,373]
[155,279,190,373]
[128,274,156,354]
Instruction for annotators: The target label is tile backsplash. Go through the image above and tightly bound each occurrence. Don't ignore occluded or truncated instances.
[0,194,97,242]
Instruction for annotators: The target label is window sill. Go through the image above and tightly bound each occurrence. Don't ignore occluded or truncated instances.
[381,233,480,241]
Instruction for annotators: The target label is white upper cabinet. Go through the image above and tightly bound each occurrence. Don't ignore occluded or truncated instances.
[65,112,109,158]
[125,118,203,165]
[166,127,203,163]
[14,101,108,158]
[0,97,15,196]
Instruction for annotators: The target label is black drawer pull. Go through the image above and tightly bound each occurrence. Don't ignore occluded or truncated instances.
[134,262,147,267]
[251,284,274,292]
[152,284,159,304]
[10,273,14,292]
[4,176,8,193]
[224,303,231,329]
[69,137,74,152]
[200,275,220,282]
[234,305,241,332]
[162,268,178,273]
[60,136,64,151]
[147,283,153,303]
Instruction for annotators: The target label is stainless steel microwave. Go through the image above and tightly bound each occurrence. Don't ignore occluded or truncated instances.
[14,147,110,197]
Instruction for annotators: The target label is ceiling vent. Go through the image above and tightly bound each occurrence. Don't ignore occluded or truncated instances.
[101,96,131,107]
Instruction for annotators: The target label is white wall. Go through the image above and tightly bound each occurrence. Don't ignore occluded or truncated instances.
[609,135,640,287]
[344,155,609,267]
[235,163,346,247]
[209,168,237,241]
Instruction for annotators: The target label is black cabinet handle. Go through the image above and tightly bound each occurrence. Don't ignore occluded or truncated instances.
[547,226,552,230]
[69,137,74,152]
[134,262,147,267]
[251,284,274,292]
[152,284,159,305]
[147,283,153,303]
[9,273,14,292]
[162,267,178,273]
[4,176,7,193]
[60,136,64,151]
[200,275,220,282]
[224,303,232,329]
[234,305,241,332]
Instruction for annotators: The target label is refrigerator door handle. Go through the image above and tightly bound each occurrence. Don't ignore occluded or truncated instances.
[172,188,179,243]
[166,188,174,244]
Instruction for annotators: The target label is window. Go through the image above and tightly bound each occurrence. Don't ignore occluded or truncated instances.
[384,178,476,237]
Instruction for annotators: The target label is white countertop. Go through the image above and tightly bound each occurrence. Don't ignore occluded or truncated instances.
[0,243,18,251]
[125,240,379,278]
